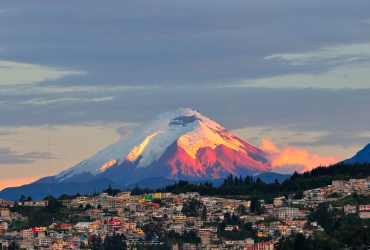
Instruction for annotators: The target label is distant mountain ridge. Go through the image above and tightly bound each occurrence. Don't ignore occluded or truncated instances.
[343,143,370,164]
[0,172,291,201]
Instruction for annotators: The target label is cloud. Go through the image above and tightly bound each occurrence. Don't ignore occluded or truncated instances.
[259,138,342,174]
[23,151,54,159]
[1,86,370,141]
[116,125,139,137]
[265,43,370,65]
[22,96,115,105]
[237,66,370,89]
[0,60,85,85]
[0,147,56,165]
[0,147,32,164]
[0,131,17,136]
[0,1,368,170]
[231,43,370,89]
[232,126,329,148]
[0,0,369,90]
[291,132,370,148]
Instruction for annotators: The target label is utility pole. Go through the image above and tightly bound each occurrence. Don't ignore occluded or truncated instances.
[48,136,51,202]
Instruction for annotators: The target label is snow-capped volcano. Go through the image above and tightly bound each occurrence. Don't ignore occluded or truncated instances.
[55,108,271,184]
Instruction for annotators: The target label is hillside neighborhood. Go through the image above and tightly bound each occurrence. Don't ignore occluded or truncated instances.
[1,177,370,250]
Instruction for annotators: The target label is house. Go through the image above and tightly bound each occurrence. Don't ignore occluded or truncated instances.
[33,226,47,232]
[358,205,370,218]
[186,192,200,198]
[225,225,239,231]
[75,222,92,229]
[274,199,283,207]
[344,205,357,215]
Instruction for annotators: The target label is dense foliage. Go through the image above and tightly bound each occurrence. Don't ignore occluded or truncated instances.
[142,221,166,242]
[181,198,202,217]
[10,195,92,228]
[58,193,85,200]
[102,233,127,250]
[10,196,66,227]
[129,184,154,196]
[217,213,258,240]
[167,230,201,244]
[155,162,370,198]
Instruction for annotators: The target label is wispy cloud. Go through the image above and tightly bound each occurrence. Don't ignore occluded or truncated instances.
[229,43,370,89]
[0,147,57,165]
[22,96,115,105]
[0,60,85,86]
[116,125,140,137]
[264,43,370,66]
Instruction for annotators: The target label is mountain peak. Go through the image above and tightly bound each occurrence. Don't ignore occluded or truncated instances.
[156,108,209,125]
[55,109,270,184]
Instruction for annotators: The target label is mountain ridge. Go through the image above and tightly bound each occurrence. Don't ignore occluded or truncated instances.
[0,173,291,201]
[343,143,370,165]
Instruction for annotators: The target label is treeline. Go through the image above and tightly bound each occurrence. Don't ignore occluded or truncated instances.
[155,162,370,198]
[222,174,263,187]
[310,161,370,177]
[52,161,370,201]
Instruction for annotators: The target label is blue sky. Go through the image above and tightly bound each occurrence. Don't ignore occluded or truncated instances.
[1,0,370,188]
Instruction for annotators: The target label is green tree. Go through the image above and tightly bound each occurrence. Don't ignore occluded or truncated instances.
[182,198,202,217]
[244,176,251,185]
[228,174,234,186]
[234,176,239,187]
[103,233,127,250]
[105,184,113,195]
[27,196,32,201]
[224,212,231,224]
[43,195,57,201]
[7,242,17,250]
[19,194,26,202]
[201,205,207,221]
[239,175,243,186]
[237,204,246,215]
[142,221,165,241]
[250,197,262,214]
[90,235,102,250]
[295,190,304,199]
[294,233,306,250]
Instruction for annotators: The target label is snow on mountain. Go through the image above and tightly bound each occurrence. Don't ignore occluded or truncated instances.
[55,108,271,184]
